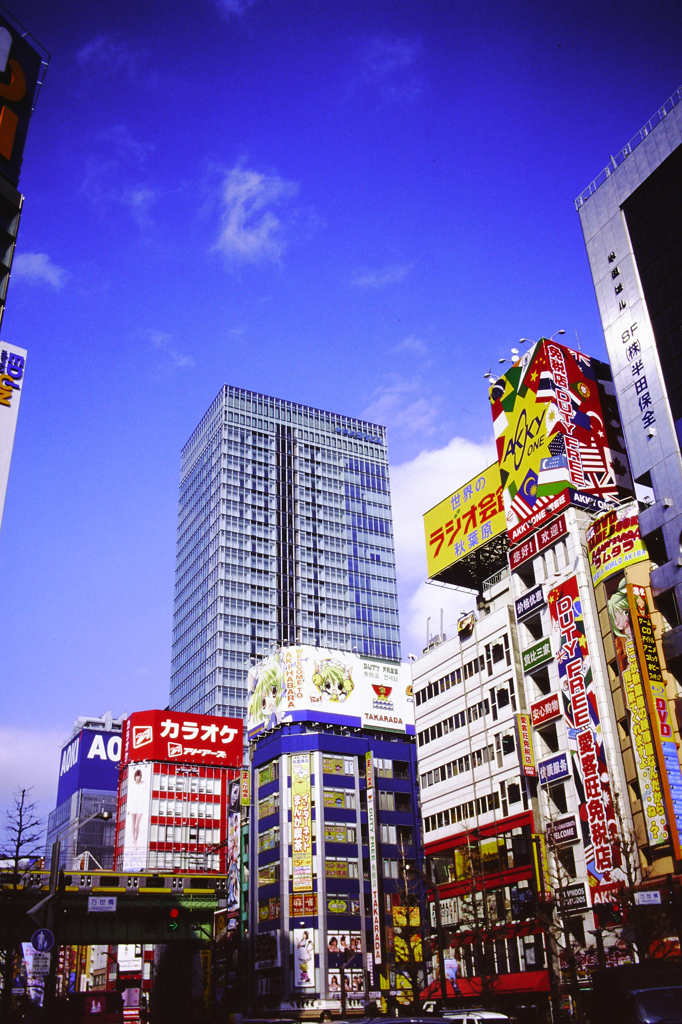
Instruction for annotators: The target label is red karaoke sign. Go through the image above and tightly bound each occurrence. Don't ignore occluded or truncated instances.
[121,710,243,768]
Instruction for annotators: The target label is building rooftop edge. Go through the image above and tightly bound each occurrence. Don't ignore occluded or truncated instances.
[574,84,682,210]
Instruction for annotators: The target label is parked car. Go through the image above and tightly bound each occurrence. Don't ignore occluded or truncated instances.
[442,1011,511,1024]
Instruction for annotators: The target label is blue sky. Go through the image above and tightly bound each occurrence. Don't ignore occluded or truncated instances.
[1,0,681,823]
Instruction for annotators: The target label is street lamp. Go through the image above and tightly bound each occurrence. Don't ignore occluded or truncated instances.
[50,808,113,872]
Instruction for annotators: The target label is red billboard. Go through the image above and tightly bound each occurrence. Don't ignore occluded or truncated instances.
[530,693,561,728]
[121,710,243,768]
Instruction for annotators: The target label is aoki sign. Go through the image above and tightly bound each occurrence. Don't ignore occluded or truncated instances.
[56,728,122,805]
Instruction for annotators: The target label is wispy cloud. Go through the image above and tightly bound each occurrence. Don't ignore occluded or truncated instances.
[363,377,440,437]
[393,335,428,357]
[12,252,67,289]
[351,264,412,288]
[214,0,258,17]
[150,331,194,368]
[391,435,496,655]
[353,36,424,104]
[213,165,298,264]
[81,126,160,229]
[77,35,138,77]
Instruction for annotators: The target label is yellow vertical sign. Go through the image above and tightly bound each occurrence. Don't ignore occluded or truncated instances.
[628,584,682,860]
[366,751,382,965]
[291,754,313,892]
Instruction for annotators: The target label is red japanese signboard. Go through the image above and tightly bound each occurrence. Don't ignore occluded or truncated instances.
[530,693,561,728]
[509,513,567,571]
[121,710,243,768]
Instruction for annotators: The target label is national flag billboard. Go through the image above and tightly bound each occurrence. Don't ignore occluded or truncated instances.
[490,339,632,543]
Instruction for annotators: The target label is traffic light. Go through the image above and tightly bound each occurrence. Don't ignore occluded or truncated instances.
[168,907,180,932]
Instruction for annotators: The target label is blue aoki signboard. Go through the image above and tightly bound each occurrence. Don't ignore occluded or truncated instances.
[538,753,570,786]
[56,729,122,806]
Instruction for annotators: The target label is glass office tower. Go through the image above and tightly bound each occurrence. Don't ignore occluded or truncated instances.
[170,386,401,719]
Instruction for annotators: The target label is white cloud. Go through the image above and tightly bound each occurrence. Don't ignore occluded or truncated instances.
[351,264,412,288]
[363,377,439,437]
[213,165,298,263]
[391,435,497,655]
[150,330,194,368]
[12,252,67,289]
[393,335,428,356]
[0,726,64,830]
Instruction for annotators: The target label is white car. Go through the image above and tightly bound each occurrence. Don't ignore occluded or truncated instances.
[442,1012,511,1024]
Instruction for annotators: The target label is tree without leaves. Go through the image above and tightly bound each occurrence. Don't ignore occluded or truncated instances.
[391,841,426,1013]
[0,789,43,1023]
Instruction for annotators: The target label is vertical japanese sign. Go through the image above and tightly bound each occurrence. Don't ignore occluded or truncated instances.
[606,578,667,847]
[365,751,382,965]
[628,584,682,860]
[549,576,619,896]
[515,714,536,776]
[226,778,241,918]
[0,343,26,530]
[241,769,250,805]
[291,754,312,892]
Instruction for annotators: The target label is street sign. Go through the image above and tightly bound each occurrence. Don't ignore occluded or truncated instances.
[635,890,662,906]
[88,895,117,913]
[31,952,50,975]
[31,928,54,952]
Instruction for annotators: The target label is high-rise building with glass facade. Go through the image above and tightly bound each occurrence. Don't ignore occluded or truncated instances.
[170,386,401,719]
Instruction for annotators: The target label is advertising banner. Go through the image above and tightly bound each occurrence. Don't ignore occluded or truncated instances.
[247,645,413,739]
[365,752,382,965]
[628,584,682,860]
[521,637,552,674]
[515,714,536,777]
[587,502,648,586]
[530,693,561,728]
[290,893,317,916]
[510,512,568,572]
[549,575,620,892]
[606,578,667,847]
[293,929,315,988]
[0,343,26,530]
[121,710,242,768]
[491,339,631,542]
[226,778,241,916]
[0,16,45,185]
[291,754,313,892]
[538,753,570,785]
[424,463,505,579]
[559,882,589,916]
[547,816,579,847]
[121,763,151,871]
[254,931,280,969]
[56,727,122,806]
[515,584,545,621]
[240,769,250,805]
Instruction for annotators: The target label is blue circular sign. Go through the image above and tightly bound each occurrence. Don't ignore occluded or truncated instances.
[31,928,54,952]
